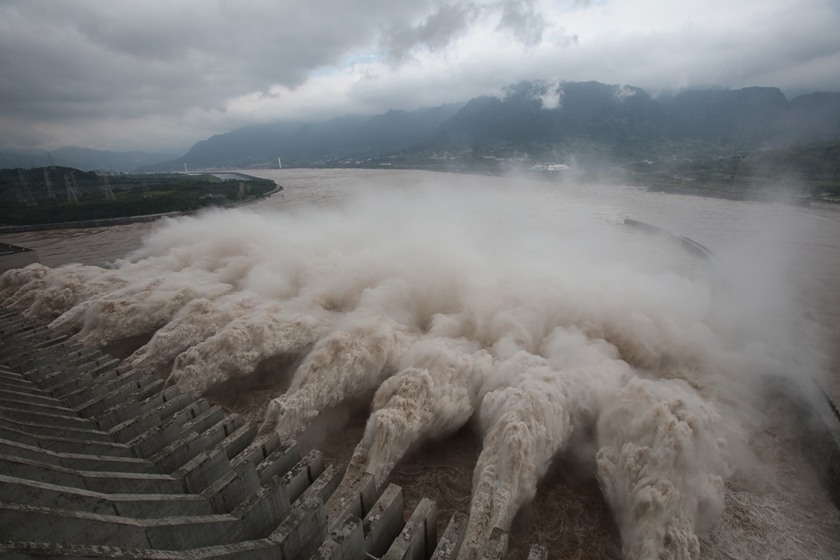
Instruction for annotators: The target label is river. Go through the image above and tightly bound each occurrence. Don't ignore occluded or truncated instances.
[1,168,838,559]
[5,168,838,393]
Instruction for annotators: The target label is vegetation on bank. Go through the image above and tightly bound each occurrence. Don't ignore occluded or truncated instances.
[304,138,840,205]
[5,137,836,224]
[0,168,277,226]
[624,140,840,201]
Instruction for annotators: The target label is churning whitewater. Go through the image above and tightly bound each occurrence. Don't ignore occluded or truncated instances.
[0,181,821,559]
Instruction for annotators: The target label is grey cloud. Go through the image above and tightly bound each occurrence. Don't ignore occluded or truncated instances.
[382,2,482,61]
[497,0,546,46]
[380,0,550,62]
[1,0,838,153]
[0,1,434,123]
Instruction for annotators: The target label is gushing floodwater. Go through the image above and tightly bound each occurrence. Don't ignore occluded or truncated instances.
[1,169,839,559]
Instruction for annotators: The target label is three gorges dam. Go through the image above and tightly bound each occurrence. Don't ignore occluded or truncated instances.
[1,168,839,559]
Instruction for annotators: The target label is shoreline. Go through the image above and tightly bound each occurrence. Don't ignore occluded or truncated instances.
[3,166,838,235]
[0,182,284,234]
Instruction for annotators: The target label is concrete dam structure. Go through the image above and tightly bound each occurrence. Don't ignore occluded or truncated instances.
[0,307,533,560]
[2,195,840,558]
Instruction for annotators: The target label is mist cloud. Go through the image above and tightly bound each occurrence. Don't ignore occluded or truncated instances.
[382,2,482,61]
[1,177,828,558]
[497,0,546,46]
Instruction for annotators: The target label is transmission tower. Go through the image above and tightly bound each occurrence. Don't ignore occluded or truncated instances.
[44,170,56,198]
[64,173,79,203]
[18,169,35,204]
[102,175,116,201]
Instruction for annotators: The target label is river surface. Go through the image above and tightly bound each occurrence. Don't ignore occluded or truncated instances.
[1,168,839,559]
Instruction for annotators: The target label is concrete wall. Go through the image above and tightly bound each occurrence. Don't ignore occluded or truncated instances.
[0,306,503,560]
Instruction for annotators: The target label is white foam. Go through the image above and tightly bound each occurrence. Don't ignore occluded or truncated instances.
[1,181,825,559]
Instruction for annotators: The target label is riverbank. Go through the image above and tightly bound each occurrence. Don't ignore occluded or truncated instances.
[0,211,182,234]
[643,182,840,210]
[0,181,284,234]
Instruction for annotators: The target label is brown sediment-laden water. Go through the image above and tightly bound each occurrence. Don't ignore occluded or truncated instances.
[2,168,839,559]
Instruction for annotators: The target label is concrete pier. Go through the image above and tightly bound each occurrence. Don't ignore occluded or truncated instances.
[0,307,514,559]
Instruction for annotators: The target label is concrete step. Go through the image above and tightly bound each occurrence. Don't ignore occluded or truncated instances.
[87,378,167,426]
[0,376,47,394]
[22,348,106,379]
[0,306,474,560]
[0,415,116,442]
[1,339,80,370]
[38,361,124,395]
[0,403,104,429]
[117,393,202,448]
[0,469,307,550]
[0,474,213,518]
[1,331,70,355]
[0,386,66,407]
[0,437,156,473]
[0,501,266,550]
[0,539,280,559]
[0,369,27,382]
[0,454,183,494]
[0,423,134,457]
[200,433,289,505]
[0,392,82,414]
[0,497,327,560]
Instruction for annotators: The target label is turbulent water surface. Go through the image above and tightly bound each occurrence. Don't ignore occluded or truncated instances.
[1,168,839,559]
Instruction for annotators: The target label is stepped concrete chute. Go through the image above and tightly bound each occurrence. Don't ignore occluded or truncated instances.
[0,306,518,559]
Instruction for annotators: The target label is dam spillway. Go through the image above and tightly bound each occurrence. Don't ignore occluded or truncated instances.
[3,177,840,558]
[0,307,528,560]
[2,306,838,560]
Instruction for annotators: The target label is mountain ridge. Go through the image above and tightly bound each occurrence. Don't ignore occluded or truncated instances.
[0,147,178,173]
[5,81,839,172]
[150,81,838,172]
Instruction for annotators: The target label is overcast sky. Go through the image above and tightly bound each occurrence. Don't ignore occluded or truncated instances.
[2,0,839,155]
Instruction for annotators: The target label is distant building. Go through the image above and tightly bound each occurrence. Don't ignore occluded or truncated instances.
[530,163,570,172]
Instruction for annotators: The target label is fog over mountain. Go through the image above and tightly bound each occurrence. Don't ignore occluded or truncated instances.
[144,81,840,172]
[1,1,838,156]
[4,80,838,173]
[0,147,178,173]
